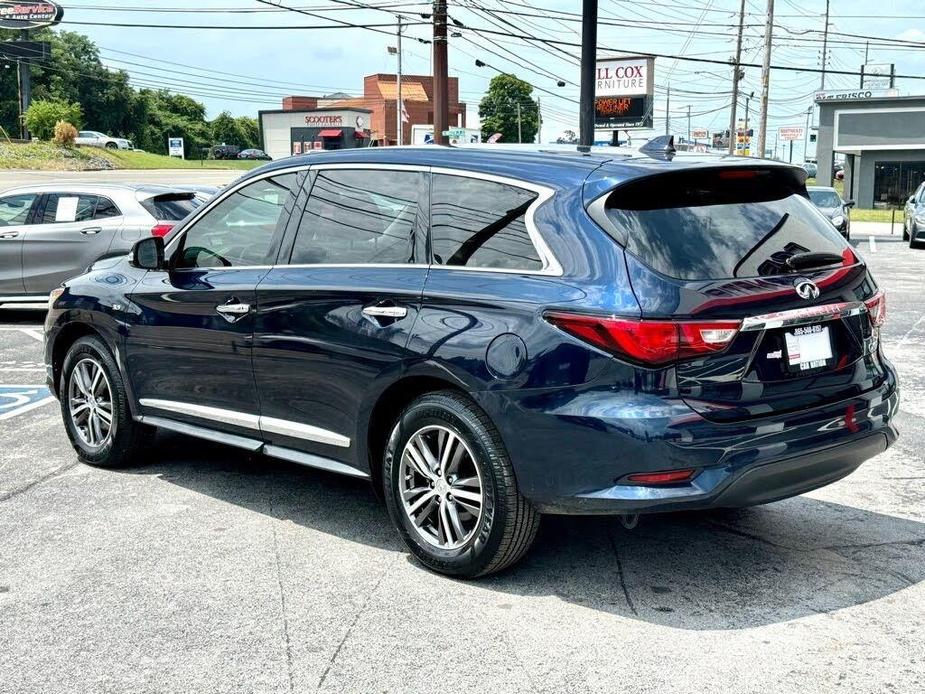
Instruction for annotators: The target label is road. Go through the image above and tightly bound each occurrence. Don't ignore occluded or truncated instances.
[0,168,245,191]
[1,235,923,693]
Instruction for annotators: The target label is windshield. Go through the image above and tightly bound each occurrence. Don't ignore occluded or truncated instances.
[808,189,842,208]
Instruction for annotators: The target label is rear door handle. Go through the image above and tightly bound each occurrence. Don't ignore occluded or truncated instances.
[0,231,18,239]
[216,302,251,323]
[362,305,408,319]
[80,227,103,235]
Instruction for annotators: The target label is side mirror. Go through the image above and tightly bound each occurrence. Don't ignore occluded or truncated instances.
[909,196,917,205]
[845,200,856,208]
[131,236,165,270]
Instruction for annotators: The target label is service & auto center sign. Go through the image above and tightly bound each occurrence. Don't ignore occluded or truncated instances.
[0,1,63,29]
[594,56,654,130]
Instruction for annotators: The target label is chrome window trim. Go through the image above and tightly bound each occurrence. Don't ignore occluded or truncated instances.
[138,398,351,448]
[740,301,867,332]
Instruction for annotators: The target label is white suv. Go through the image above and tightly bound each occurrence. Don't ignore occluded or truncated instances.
[75,130,133,150]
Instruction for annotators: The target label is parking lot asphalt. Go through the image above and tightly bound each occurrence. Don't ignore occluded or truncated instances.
[1,235,923,694]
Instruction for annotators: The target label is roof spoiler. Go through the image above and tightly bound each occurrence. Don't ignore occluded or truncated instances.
[639,135,676,160]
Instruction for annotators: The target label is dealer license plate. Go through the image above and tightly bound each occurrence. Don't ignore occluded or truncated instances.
[784,324,833,371]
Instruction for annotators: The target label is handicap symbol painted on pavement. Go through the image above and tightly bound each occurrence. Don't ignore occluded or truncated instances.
[0,385,56,421]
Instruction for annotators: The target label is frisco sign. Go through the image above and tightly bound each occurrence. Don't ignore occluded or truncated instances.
[814,89,896,102]
[0,1,63,30]
[594,56,654,130]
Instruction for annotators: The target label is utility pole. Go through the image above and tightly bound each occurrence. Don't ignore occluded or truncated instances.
[432,0,448,145]
[578,0,598,151]
[665,84,670,136]
[820,0,830,90]
[727,0,746,155]
[756,0,774,160]
[686,104,691,143]
[536,97,542,144]
[516,102,522,143]
[803,106,812,162]
[396,16,403,146]
[17,30,32,140]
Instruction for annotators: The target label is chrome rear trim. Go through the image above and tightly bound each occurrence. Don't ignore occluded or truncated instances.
[740,301,866,332]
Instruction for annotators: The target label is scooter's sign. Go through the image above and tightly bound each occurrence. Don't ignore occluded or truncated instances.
[0,1,63,30]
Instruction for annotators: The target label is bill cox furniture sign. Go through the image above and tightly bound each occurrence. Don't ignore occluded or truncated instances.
[0,1,63,30]
[594,56,655,130]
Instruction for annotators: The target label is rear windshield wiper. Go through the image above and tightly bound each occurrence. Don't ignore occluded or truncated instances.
[784,251,845,272]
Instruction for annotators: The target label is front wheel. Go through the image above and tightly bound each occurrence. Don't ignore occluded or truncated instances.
[61,336,154,467]
[383,391,540,578]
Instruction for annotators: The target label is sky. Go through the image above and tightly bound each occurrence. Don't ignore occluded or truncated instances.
[51,0,925,160]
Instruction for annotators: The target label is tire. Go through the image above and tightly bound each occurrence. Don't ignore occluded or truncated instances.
[60,336,154,467]
[105,141,118,149]
[383,391,540,578]
[911,224,923,249]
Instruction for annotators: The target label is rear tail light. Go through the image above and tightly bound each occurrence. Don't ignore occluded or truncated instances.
[625,468,696,485]
[151,223,174,238]
[864,290,886,327]
[545,312,740,366]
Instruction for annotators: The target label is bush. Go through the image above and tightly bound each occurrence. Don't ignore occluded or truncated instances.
[52,121,78,147]
[24,100,83,141]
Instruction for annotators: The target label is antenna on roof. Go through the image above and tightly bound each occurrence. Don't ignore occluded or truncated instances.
[639,135,676,160]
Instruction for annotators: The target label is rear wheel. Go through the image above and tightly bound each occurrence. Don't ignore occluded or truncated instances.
[383,391,540,578]
[105,141,118,149]
[61,336,154,467]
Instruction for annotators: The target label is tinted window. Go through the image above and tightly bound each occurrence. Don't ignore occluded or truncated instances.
[431,175,542,271]
[808,189,842,208]
[175,173,296,269]
[0,194,37,226]
[140,193,201,221]
[41,194,99,224]
[604,169,848,280]
[289,169,421,265]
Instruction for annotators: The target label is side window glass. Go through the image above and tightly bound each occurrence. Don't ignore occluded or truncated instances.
[41,194,99,224]
[0,194,38,226]
[93,196,121,219]
[289,169,420,265]
[175,173,297,269]
[431,175,543,271]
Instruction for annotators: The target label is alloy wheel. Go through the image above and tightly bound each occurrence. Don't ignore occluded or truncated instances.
[398,425,484,550]
[68,357,115,448]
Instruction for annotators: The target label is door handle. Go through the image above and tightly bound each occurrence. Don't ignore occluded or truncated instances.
[216,302,251,323]
[0,231,18,239]
[362,304,408,319]
[80,227,103,235]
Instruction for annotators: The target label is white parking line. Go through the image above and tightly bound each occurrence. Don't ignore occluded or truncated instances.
[0,327,45,342]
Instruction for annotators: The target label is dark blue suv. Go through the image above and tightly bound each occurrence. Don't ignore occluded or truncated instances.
[44,146,899,577]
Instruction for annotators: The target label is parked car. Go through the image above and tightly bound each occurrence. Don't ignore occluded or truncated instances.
[802,162,817,178]
[807,185,854,239]
[238,148,272,161]
[212,145,241,160]
[903,180,925,249]
[43,147,898,578]
[75,131,133,150]
[0,184,204,307]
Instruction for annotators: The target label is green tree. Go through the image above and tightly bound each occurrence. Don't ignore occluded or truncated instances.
[24,99,82,140]
[211,111,245,146]
[236,115,259,149]
[478,74,539,144]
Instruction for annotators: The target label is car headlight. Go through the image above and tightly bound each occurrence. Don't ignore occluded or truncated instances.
[831,214,846,227]
[49,287,65,309]
[914,212,925,225]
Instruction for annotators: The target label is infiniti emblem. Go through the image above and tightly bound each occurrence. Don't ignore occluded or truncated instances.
[794,278,821,300]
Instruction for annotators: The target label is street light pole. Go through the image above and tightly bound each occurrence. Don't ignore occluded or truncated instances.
[727,0,746,155]
[756,0,774,159]
[396,15,403,146]
[578,0,598,151]
[432,0,448,145]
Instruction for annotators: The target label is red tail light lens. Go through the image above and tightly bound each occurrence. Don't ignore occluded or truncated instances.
[151,223,174,238]
[864,290,886,327]
[626,468,696,485]
[545,312,740,366]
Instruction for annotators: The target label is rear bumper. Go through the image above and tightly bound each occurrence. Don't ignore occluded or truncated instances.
[478,370,899,515]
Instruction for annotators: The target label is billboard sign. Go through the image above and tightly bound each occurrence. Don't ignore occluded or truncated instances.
[862,63,893,90]
[778,126,805,142]
[0,1,63,30]
[167,137,184,158]
[690,128,709,139]
[595,56,654,130]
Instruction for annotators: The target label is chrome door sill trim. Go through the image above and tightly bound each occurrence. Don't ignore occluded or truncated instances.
[263,445,369,479]
[138,398,351,448]
[136,415,263,451]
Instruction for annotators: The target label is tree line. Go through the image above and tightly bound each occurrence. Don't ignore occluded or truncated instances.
[0,29,259,157]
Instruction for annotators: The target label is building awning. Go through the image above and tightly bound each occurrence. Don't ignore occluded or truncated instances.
[317,129,342,138]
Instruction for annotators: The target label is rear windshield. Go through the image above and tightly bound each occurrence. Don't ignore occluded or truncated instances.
[808,189,842,207]
[140,193,201,221]
[603,168,848,280]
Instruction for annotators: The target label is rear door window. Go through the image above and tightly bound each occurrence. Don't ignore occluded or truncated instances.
[0,194,38,226]
[140,193,201,221]
[431,174,543,271]
[40,194,99,224]
[603,168,848,280]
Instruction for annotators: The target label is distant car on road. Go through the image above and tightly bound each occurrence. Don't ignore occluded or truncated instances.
[802,162,817,178]
[0,183,204,308]
[903,180,925,249]
[807,185,854,239]
[211,145,241,160]
[75,131,133,150]
[238,149,271,161]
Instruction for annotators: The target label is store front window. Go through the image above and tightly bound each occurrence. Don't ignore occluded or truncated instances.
[874,160,925,206]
